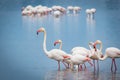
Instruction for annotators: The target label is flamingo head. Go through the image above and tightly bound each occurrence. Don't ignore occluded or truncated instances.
[37,27,45,35]
[93,40,102,51]
[54,40,62,46]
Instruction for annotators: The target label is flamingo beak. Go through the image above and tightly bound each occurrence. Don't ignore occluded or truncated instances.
[63,56,71,60]
[54,41,59,46]
[37,31,39,35]
[36,29,42,35]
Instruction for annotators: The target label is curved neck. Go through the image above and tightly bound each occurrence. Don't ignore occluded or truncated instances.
[59,42,62,50]
[43,31,49,55]
[100,42,102,52]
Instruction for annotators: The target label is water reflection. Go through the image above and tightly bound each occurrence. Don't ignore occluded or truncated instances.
[86,17,96,27]
[86,17,96,41]
[53,17,61,36]
[44,69,120,80]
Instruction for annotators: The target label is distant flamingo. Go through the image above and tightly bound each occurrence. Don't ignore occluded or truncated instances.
[86,9,91,18]
[73,6,81,14]
[37,27,70,70]
[67,6,74,14]
[91,8,96,19]
[93,40,120,72]
[86,8,96,19]
[53,10,61,18]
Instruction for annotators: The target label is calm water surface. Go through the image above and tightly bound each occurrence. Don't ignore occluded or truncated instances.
[0,0,120,80]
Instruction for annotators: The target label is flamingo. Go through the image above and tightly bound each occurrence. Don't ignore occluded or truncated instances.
[88,40,103,72]
[93,40,120,72]
[53,10,61,18]
[73,6,81,14]
[37,27,71,70]
[54,40,72,68]
[54,40,93,70]
[91,8,96,19]
[86,8,96,19]
[67,6,74,14]
[86,9,91,18]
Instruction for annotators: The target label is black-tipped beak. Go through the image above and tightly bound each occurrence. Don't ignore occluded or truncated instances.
[37,32,39,35]
[54,43,56,46]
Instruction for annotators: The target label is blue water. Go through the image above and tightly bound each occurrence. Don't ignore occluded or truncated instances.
[0,0,120,80]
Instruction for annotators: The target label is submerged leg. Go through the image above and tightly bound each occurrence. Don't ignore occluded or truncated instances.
[58,61,60,71]
[113,59,117,72]
[93,60,96,72]
[84,63,87,70]
[62,61,68,69]
[97,60,99,71]
[111,59,114,72]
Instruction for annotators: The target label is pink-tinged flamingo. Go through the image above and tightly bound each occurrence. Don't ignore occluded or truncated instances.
[93,40,120,72]
[89,40,103,72]
[37,27,70,70]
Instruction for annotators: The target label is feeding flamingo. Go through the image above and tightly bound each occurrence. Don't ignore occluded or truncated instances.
[37,27,71,70]
[93,40,120,72]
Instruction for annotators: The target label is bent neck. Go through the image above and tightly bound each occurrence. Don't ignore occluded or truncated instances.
[43,31,49,55]
[59,42,62,50]
[100,43,103,52]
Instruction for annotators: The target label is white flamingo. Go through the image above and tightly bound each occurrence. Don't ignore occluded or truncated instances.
[86,9,91,18]
[86,8,96,19]
[73,6,81,14]
[93,40,120,72]
[37,27,71,70]
[67,6,74,14]
[91,8,96,19]
[53,10,61,18]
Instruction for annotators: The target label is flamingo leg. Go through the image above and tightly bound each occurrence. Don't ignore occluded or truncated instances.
[78,65,80,71]
[84,63,87,70]
[58,61,60,70]
[88,61,93,66]
[93,60,96,72]
[113,59,117,72]
[68,63,70,68]
[97,60,99,71]
[81,65,83,70]
[78,65,82,71]
[62,61,68,69]
[111,59,114,72]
